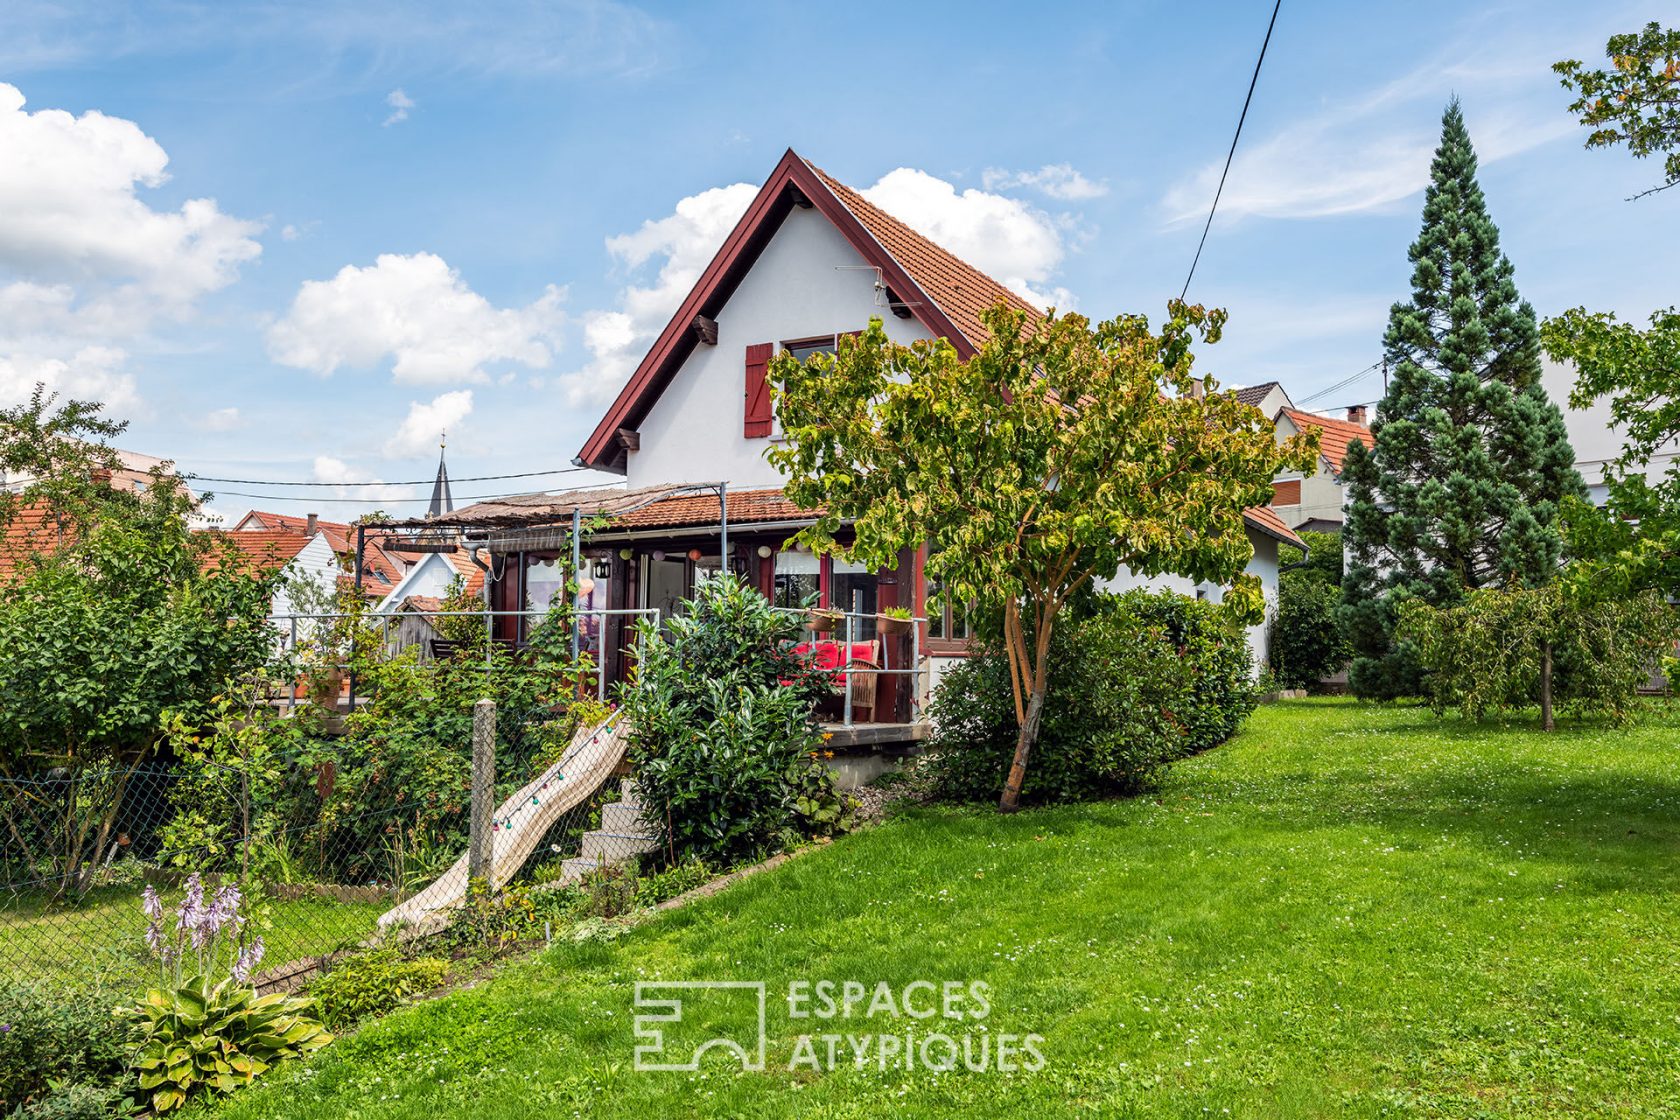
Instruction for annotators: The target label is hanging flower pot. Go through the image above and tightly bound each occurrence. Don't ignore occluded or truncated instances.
[806,607,843,633]
[876,610,913,636]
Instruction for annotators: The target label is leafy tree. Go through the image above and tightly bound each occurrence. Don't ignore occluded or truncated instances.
[1541,308,1680,597]
[769,304,1315,811]
[1398,585,1676,730]
[1555,22,1680,200]
[0,389,279,898]
[1340,101,1585,700]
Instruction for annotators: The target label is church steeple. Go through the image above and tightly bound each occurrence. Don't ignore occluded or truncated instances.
[427,432,453,519]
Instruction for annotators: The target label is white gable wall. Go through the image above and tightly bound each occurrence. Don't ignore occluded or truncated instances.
[1098,525,1282,674]
[269,533,339,622]
[376,551,472,612]
[626,206,937,490]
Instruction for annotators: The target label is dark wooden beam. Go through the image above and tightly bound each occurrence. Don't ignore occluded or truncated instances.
[788,185,813,209]
[691,314,718,345]
[884,287,915,319]
[615,428,640,453]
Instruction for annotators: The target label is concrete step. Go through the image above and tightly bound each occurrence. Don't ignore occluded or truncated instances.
[580,829,659,862]
[600,800,652,834]
[619,778,641,805]
[559,855,613,883]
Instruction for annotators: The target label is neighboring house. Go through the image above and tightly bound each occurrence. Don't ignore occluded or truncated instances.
[1269,406,1371,533]
[1234,381,1293,418]
[0,446,194,501]
[200,528,340,631]
[1541,356,1677,505]
[374,547,485,613]
[233,511,410,600]
[389,150,1302,712]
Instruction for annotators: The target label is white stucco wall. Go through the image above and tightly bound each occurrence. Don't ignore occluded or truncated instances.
[269,533,339,627]
[376,551,465,611]
[1098,526,1281,674]
[626,206,938,490]
[1270,460,1346,530]
[1543,356,1675,504]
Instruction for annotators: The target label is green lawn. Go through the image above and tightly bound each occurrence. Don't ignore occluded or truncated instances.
[0,882,386,991]
[214,699,1680,1119]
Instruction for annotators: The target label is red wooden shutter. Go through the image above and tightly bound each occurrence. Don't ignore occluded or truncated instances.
[744,342,774,437]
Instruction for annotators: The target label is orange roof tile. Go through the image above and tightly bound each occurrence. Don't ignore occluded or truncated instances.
[612,488,819,531]
[807,162,1042,349]
[1278,408,1370,474]
[0,503,72,581]
[1243,505,1306,551]
[198,529,313,577]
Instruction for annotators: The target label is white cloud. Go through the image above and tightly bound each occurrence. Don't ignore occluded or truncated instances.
[0,83,263,415]
[0,346,138,413]
[198,406,242,431]
[1159,35,1579,226]
[309,455,407,505]
[862,168,1072,309]
[384,389,472,457]
[559,182,757,405]
[267,252,565,383]
[383,88,414,127]
[982,163,1108,200]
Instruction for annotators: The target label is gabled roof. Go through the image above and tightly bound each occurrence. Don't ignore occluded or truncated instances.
[200,529,314,577]
[1242,505,1306,551]
[1277,408,1371,474]
[577,149,1042,473]
[1234,382,1283,408]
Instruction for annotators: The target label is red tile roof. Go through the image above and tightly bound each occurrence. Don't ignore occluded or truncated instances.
[0,503,72,582]
[807,162,1041,351]
[577,149,1044,473]
[237,510,411,596]
[1278,408,1370,474]
[1242,505,1306,551]
[199,529,313,577]
[613,488,818,530]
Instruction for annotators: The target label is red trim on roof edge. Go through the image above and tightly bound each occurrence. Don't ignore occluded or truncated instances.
[575,149,965,474]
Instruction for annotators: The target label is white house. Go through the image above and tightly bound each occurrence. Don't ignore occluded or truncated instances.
[408,150,1302,715]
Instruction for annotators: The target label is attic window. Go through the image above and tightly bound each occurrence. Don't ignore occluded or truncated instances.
[782,335,838,363]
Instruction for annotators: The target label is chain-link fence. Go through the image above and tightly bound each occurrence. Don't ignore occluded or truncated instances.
[0,695,660,997]
[0,761,418,991]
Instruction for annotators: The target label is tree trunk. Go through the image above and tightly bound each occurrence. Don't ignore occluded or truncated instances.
[1540,640,1554,732]
[999,675,1048,813]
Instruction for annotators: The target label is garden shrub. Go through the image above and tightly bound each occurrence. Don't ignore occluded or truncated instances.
[925,590,1256,805]
[309,950,451,1029]
[636,858,713,906]
[619,574,846,867]
[1270,530,1350,689]
[1270,571,1351,689]
[0,979,130,1112]
[9,1079,135,1120]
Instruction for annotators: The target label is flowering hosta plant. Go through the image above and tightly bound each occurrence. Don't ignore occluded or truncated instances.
[120,875,331,1112]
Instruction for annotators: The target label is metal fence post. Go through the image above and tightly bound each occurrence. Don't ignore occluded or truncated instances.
[469,698,496,886]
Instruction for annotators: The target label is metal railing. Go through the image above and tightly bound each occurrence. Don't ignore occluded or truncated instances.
[774,595,926,727]
[269,607,661,708]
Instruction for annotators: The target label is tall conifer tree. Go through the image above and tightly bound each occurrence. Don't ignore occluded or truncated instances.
[1340,100,1585,698]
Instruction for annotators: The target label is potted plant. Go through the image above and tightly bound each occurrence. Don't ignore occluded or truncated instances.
[806,606,843,633]
[877,606,914,636]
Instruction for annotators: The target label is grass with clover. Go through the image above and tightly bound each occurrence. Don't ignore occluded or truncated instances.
[209,698,1680,1119]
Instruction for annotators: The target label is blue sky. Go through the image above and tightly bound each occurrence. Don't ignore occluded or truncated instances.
[0,0,1672,521]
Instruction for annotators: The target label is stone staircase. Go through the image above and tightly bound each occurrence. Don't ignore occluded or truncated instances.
[557,779,659,884]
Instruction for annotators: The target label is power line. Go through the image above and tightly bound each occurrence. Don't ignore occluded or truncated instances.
[1295,361,1382,406]
[204,487,551,505]
[183,465,590,487]
[1179,0,1284,303]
